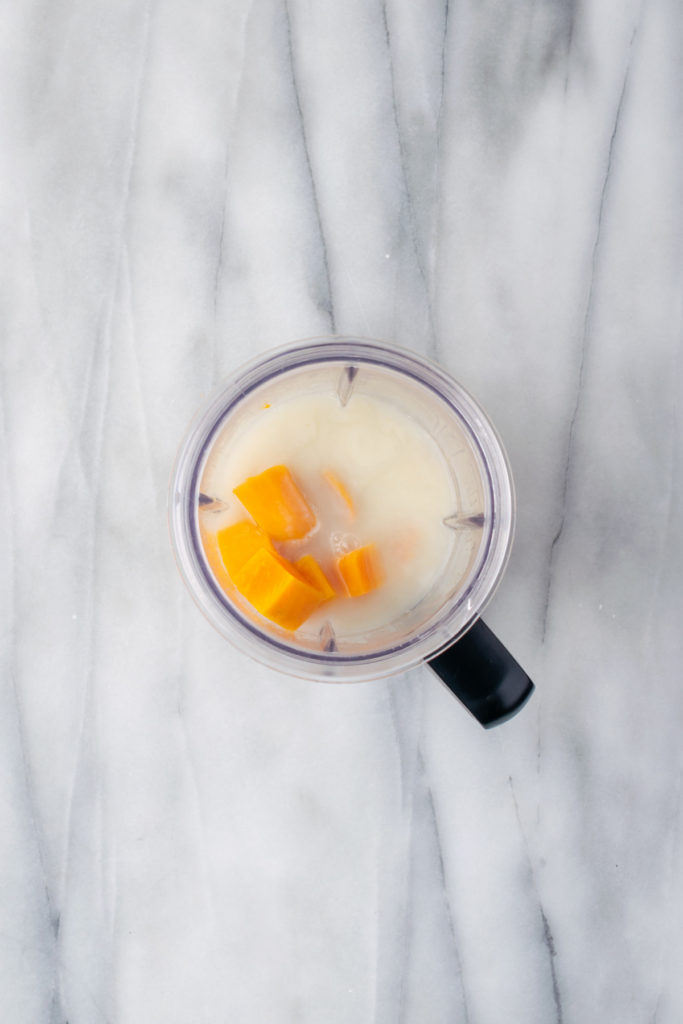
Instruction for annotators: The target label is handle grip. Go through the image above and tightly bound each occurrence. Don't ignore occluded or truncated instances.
[427,618,534,728]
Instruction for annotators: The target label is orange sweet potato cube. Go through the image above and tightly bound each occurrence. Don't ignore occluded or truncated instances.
[337,544,384,597]
[324,470,355,518]
[216,520,276,579]
[233,547,325,630]
[233,465,316,540]
[294,554,336,601]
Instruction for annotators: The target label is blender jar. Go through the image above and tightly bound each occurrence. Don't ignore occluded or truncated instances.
[169,338,534,726]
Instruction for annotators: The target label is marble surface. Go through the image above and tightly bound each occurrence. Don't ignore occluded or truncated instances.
[2,0,682,1020]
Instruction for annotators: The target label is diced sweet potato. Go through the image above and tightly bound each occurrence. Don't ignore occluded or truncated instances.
[324,470,355,518]
[233,547,325,630]
[233,465,316,540]
[337,544,384,597]
[294,554,336,601]
[216,520,276,579]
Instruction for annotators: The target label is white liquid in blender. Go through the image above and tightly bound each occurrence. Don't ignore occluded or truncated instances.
[199,391,456,637]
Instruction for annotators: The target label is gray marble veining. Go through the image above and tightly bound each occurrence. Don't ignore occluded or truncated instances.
[2,0,682,1021]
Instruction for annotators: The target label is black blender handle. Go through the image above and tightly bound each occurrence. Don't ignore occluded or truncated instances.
[427,618,534,728]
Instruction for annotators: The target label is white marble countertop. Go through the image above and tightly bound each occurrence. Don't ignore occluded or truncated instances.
[2,1,682,1021]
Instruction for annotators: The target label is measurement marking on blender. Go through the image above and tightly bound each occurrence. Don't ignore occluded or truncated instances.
[319,620,338,653]
[198,493,228,512]
[443,513,486,530]
[336,365,359,407]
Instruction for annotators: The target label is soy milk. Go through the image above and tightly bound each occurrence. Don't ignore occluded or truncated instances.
[198,391,455,637]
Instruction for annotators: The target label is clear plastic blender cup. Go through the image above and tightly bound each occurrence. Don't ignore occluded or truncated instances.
[169,338,534,727]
